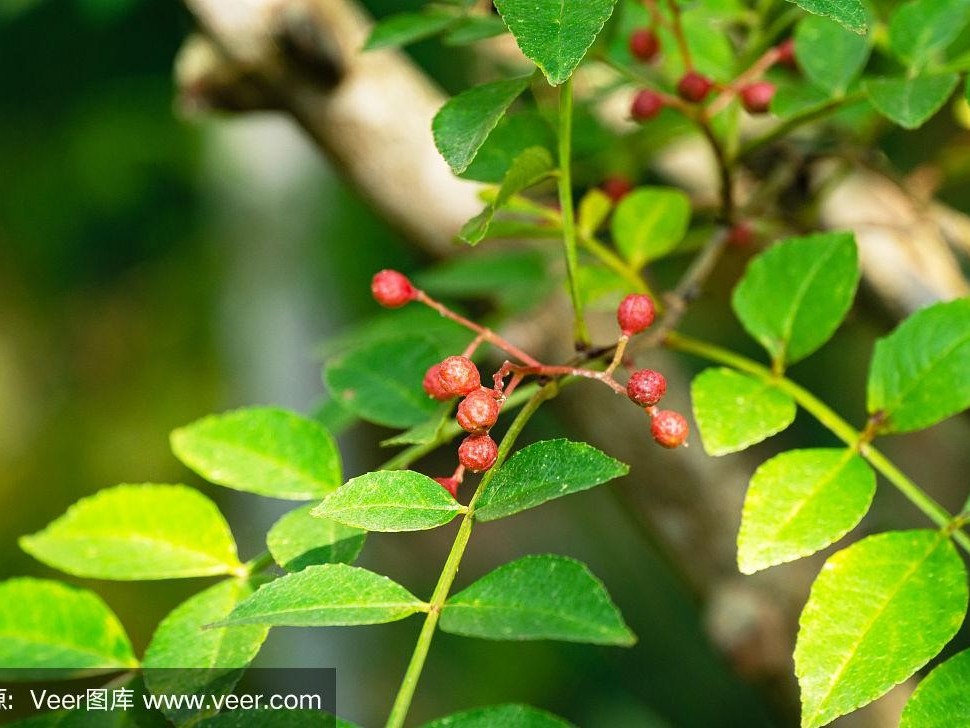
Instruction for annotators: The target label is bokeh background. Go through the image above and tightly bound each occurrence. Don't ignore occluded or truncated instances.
[2,2,969,727]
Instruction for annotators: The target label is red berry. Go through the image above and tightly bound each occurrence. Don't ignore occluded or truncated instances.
[371,269,415,308]
[651,410,689,448]
[617,293,656,335]
[423,364,453,401]
[601,176,634,203]
[629,28,660,62]
[437,356,481,397]
[456,389,500,433]
[627,369,667,407]
[631,90,665,122]
[458,433,499,473]
[726,222,755,248]
[677,71,714,103]
[434,477,460,497]
[740,82,776,115]
[776,38,796,68]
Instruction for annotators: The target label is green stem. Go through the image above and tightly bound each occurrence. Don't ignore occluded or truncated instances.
[243,551,275,576]
[665,331,970,554]
[557,78,590,349]
[384,384,558,728]
[579,233,653,296]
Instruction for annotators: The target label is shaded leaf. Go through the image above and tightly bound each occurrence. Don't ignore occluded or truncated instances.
[267,504,366,571]
[460,111,556,183]
[380,404,452,448]
[312,470,462,532]
[20,484,241,580]
[171,408,342,500]
[493,0,617,85]
[795,530,968,728]
[364,10,456,51]
[611,187,691,268]
[440,555,635,645]
[217,564,425,627]
[433,76,532,174]
[476,439,628,521]
[900,648,970,727]
[867,298,970,433]
[420,704,575,728]
[460,147,553,245]
[691,368,796,456]
[143,580,268,724]
[198,710,354,727]
[443,15,508,46]
[864,74,959,129]
[731,232,860,366]
[737,449,876,574]
[0,578,137,677]
[325,333,454,429]
[577,188,612,239]
[795,16,870,93]
[888,0,970,67]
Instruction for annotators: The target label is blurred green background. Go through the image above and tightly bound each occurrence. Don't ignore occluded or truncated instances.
[2,2,969,727]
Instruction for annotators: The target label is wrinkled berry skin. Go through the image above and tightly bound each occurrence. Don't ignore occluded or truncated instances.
[627,369,667,407]
[651,410,689,448]
[617,293,657,335]
[422,364,453,401]
[677,71,714,103]
[437,356,481,396]
[459,434,499,472]
[740,82,776,114]
[631,90,665,121]
[371,270,415,308]
[434,477,460,497]
[629,28,660,62]
[601,176,634,203]
[457,389,500,433]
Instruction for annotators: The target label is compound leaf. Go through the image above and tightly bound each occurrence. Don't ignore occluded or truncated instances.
[267,504,366,572]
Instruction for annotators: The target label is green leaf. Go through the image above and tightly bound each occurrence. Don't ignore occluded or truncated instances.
[737,449,876,574]
[443,15,508,46]
[197,712,352,727]
[691,368,796,456]
[312,470,463,532]
[325,333,454,429]
[476,439,628,521]
[731,232,860,367]
[460,111,556,183]
[610,187,691,268]
[171,407,342,500]
[440,554,635,645]
[770,83,832,119]
[888,0,970,67]
[364,10,457,51]
[420,704,576,728]
[143,580,268,723]
[867,298,970,433]
[0,578,137,676]
[577,188,612,239]
[864,74,959,129]
[20,484,242,580]
[217,564,426,627]
[493,0,617,85]
[433,76,532,174]
[267,504,366,571]
[658,8,738,82]
[786,0,868,34]
[381,404,452,447]
[900,648,970,727]
[795,530,968,728]
[794,16,871,94]
[460,147,553,245]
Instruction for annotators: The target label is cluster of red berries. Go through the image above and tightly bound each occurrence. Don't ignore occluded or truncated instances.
[628,29,795,121]
[371,270,690,499]
[616,293,690,449]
